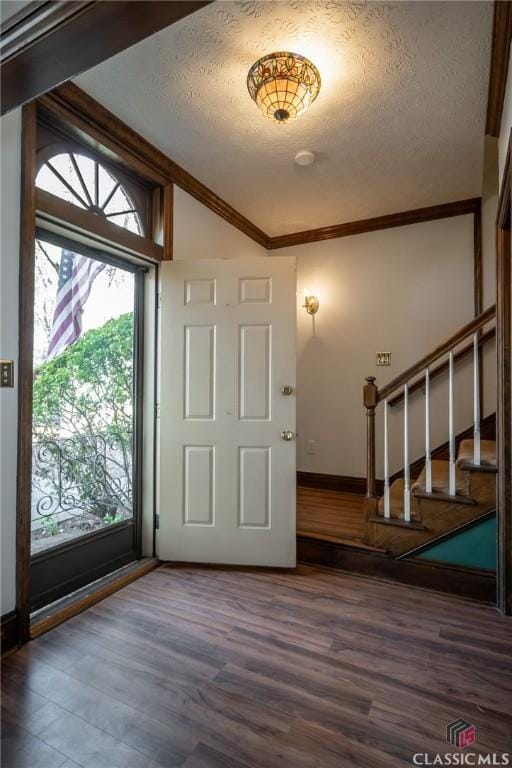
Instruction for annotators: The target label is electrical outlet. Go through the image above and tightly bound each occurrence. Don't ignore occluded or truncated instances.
[306,440,317,455]
[376,352,391,366]
[0,360,14,388]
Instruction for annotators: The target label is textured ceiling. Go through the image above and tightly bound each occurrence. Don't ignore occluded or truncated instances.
[76,1,493,237]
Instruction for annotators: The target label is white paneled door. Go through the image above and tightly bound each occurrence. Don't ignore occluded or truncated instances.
[158,257,296,566]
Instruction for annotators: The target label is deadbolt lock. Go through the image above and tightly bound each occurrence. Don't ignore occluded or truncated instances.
[281,385,294,396]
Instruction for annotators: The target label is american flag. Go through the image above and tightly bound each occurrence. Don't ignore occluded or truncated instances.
[47,249,105,360]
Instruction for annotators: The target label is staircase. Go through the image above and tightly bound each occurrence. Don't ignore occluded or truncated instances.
[363,305,497,560]
[366,438,496,556]
[297,306,498,602]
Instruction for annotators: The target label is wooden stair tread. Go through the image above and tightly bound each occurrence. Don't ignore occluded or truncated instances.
[412,459,468,497]
[456,438,497,469]
[458,461,497,474]
[368,515,425,530]
[377,478,422,522]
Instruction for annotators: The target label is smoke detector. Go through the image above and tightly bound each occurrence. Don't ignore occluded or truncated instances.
[294,149,315,166]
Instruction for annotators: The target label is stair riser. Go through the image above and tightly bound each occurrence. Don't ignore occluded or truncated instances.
[413,490,476,506]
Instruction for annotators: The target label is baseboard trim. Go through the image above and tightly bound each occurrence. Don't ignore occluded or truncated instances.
[297,414,496,496]
[1,610,19,656]
[297,535,496,603]
[297,471,384,496]
[30,557,159,640]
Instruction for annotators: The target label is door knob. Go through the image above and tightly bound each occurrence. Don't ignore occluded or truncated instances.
[281,385,294,396]
[281,430,295,441]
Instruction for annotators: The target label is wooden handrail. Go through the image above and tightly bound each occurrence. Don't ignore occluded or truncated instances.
[377,305,496,403]
[388,327,496,407]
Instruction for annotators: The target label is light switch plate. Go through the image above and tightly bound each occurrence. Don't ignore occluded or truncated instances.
[376,352,391,366]
[0,359,14,387]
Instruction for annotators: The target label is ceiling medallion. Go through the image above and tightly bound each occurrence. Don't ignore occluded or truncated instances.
[247,51,321,123]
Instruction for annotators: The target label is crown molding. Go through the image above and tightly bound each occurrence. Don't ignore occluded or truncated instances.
[1,1,212,116]
[267,198,481,250]
[38,85,481,252]
[485,0,512,137]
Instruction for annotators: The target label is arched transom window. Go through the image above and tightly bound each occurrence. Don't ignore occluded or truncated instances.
[36,152,143,235]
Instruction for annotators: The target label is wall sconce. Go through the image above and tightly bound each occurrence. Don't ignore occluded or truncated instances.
[302,290,319,315]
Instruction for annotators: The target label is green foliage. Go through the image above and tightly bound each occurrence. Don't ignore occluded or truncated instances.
[41,515,59,537]
[102,512,125,526]
[32,313,134,518]
[33,312,134,441]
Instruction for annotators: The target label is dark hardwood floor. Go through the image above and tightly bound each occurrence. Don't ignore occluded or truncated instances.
[2,564,512,767]
[297,487,370,546]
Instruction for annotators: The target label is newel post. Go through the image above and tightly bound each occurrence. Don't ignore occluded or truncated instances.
[364,376,378,498]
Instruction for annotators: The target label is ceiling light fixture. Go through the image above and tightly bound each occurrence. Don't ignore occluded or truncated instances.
[247,51,321,123]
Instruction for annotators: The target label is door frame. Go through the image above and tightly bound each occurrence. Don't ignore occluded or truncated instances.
[16,103,166,642]
[29,230,146,610]
[497,129,512,615]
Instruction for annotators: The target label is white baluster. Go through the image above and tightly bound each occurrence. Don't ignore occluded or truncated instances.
[403,383,411,522]
[425,367,432,493]
[473,332,481,466]
[383,398,390,518]
[448,350,456,495]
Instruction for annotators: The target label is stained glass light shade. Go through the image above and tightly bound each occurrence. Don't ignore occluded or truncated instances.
[36,152,143,235]
[247,52,321,123]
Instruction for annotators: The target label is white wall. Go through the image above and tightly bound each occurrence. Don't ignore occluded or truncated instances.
[174,191,488,479]
[0,109,21,615]
[274,216,477,478]
[173,187,267,260]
